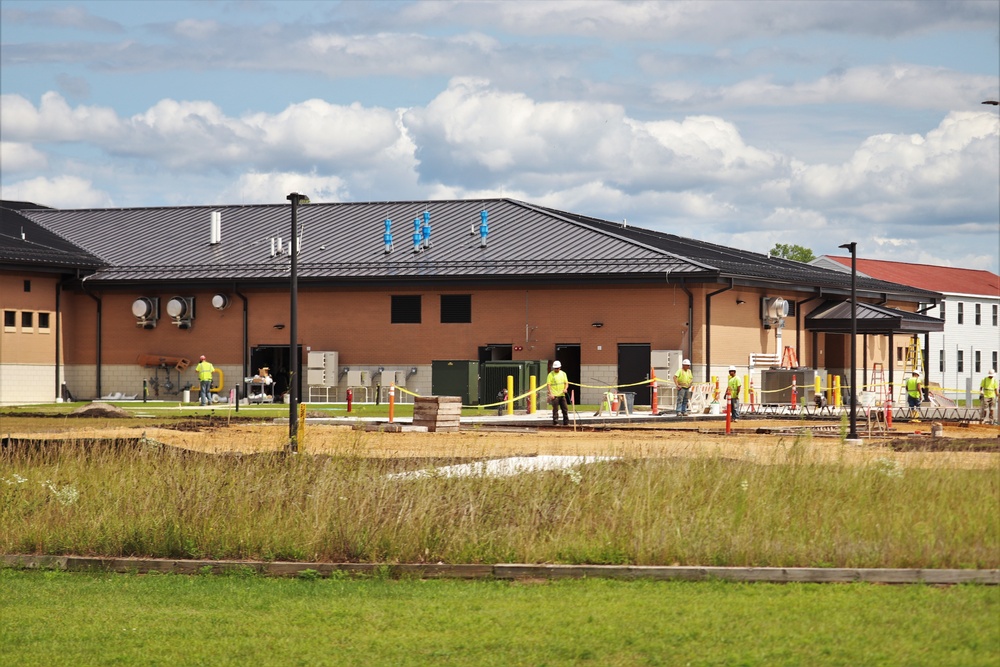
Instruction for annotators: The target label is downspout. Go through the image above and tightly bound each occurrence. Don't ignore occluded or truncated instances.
[55,279,63,400]
[235,286,249,382]
[704,280,733,382]
[795,293,822,366]
[679,282,694,362]
[83,284,102,401]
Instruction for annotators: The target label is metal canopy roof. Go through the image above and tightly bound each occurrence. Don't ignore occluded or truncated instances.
[804,300,945,334]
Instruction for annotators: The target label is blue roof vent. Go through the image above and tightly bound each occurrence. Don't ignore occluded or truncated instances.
[479,209,489,247]
[383,218,393,254]
[421,210,431,249]
[412,217,422,253]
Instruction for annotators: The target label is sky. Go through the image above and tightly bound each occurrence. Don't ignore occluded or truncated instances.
[1,0,999,271]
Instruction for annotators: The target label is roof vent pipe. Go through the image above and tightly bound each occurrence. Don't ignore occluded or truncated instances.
[210,211,222,244]
[412,217,422,253]
[384,218,394,253]
[479,209,489,247]
[421,210,431,249]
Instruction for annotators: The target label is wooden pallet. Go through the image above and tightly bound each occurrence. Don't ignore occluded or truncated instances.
[413,396,462,432]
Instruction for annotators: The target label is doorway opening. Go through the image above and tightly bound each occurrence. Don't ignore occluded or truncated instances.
[250,344,302,402]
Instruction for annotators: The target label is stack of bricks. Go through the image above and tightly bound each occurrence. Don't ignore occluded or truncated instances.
[412,396,462,432]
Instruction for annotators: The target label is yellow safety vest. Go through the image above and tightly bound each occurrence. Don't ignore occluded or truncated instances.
[546,370,568,397]
[906,376,921,398]
[196,361,215,382]
[674,369,692,388]
[981,377,998,399]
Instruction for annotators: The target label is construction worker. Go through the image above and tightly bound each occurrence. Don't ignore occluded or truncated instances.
[674,358,693,416]
[195,355,215,406]
[905,370,922,421]
[546,360,570,426]
[724,365,741,421]
[980,369,998,424]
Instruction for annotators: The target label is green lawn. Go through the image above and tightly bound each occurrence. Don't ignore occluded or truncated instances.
[1,569,996,667]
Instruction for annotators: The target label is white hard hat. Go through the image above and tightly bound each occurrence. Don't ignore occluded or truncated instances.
[682,359,691,365]
[989,369,996,376]
[728,365,737,372]
[911,370,920,375]
[552,360,561,369]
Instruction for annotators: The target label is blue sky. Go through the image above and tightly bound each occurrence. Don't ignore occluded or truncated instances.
[2,0,998,271]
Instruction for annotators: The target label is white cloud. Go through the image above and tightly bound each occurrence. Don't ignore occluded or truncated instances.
[222,171,350,205]
[0,175,112,208]
[0,142,47,172]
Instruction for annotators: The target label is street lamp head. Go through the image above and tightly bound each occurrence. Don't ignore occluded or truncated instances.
[286,192,310,204]
[983,100,999,105]
[838,242,856,252]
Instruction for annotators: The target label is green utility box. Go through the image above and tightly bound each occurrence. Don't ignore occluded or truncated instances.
[431,360,480,406]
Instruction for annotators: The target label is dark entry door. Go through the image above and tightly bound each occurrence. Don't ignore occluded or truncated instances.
[250,344,302,402]
[618,343,651,405]
[555,344,581,402]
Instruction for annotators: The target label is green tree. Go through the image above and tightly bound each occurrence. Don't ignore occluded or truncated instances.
[769,243,816,263]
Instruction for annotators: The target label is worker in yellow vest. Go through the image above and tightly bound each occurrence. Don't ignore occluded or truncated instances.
[674,358,693,417]
[546,360,570,426]
[724,365,741,421]
[905,370,922,421]
[980,369,998,424]
[195,355,215,406]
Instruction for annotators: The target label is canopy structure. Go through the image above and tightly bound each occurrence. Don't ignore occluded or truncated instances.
[804,300,944,334]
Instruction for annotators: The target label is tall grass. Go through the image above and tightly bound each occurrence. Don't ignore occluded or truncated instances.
[2,433,997,568]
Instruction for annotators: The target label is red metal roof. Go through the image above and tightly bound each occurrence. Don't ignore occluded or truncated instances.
[825,256,999,297]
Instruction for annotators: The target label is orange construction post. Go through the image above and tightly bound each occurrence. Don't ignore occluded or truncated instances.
[725,393,732,434]
[650,367,659,415]
[791,376,798,410]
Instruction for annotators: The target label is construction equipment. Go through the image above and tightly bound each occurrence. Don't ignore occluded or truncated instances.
[137,354,192,397]
[780,346,799,368]
[899,336,924,404]
[871,363,887,406]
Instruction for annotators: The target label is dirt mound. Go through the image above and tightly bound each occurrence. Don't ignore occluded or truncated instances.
[69,402,131,418]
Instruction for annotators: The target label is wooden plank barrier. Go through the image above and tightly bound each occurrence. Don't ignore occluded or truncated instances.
[412,395,462,432]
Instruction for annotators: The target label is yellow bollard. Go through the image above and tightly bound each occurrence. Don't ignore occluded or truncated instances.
[529,376,537,414]
[507,375,515,415]
[815,376,822,405]
[298,402,306,452]
[743,374,749,403]
[834,375,842,407]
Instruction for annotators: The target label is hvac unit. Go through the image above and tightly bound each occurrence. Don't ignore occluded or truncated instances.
[166,296,195,329]
[306,351,339,387]
[131,297,159,329]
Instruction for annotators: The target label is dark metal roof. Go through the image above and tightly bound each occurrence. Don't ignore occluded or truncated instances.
[0,204,105,271]
[526,203,940,299]
[804,300,945,334]
[9,197,942,301]
[15,199,708,285]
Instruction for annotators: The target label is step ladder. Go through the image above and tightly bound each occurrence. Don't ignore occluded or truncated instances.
[899,335,924,404]
[871,363,887,406]
[780,346,799,368]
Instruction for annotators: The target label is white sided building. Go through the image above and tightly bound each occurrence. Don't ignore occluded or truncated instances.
[813,256,1000,403]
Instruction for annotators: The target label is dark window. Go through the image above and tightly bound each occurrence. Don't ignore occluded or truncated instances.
[957,302,964,324]
[975,351,981,373]
[21,311,33,328]
[38,312,50,329]
[3,311,14,327]
[440,294,472,323]
[23,280,30,292]
[993,352,998,372]
[896,346,904,362]
[939,350,945,373]
[391,295,421,324]
[975,304,982,325]
[993,305,998,326]
[957,350,964,373]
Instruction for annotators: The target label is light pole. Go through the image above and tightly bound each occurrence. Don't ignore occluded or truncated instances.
[838,242,859,442]
[287,192,309,452]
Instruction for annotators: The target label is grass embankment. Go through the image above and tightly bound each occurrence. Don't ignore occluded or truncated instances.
[2,433,996,568]
[2,569,997,667]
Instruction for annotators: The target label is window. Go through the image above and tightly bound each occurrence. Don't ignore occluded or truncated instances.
[391,295,421,324]
[957,302,964,324]
[23,280,30,292]
[896,346,904,363]
[993,352,998,372]
[440,294,472,323]
[957,350,964,373]
[993,305,998,327]
[975,350,981,373]
[21,311,33,330]
[38,312,50,331]
[3,310,15,330]
[939,350,945,373]
[975,304,981,325]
